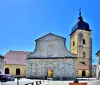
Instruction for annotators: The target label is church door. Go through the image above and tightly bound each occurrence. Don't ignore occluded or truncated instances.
[82,70,86,77]
[47,70,53,78]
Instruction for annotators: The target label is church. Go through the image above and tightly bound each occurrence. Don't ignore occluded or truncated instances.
[26,11,92,79]
[26,33,77,79]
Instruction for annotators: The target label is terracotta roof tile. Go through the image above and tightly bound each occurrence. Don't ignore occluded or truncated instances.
[76,62,89,70]
[4,50,31,65]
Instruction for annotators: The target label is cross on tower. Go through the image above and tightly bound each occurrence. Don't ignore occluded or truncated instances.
[79,8,81,16]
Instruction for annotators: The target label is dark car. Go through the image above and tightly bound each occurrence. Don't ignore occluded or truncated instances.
[6,75,15,81]
[0,74,8,82]
[0,74,4,80]
[0,74,5,80]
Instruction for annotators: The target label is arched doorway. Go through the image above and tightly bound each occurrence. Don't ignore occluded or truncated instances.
[16,68,20,75]
[5,68,9,74]
[82,70,86,77]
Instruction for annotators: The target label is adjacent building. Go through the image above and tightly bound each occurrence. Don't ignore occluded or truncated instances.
[26,33,77,79]
[92,65,96,77]
[0,54,4,74]
[4,50,31,77]
[96,50,100,79]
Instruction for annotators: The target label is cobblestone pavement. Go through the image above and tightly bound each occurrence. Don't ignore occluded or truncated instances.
[1,78,100,85]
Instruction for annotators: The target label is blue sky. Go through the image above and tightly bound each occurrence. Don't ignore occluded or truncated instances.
[0,0,99,64]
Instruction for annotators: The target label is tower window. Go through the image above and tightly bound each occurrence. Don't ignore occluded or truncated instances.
[83,52,86,57]
[73,41,75,46]
[83,39,85,44]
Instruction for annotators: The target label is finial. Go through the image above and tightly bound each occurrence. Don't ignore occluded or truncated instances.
[78,8,83,21]
[49,29,51,33]
[79,8,81,16]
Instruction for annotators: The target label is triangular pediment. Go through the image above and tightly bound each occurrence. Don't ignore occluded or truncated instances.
[35,33,65,41]
[26,33,76,59]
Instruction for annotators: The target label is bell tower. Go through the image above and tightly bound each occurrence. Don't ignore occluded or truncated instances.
[70,9,92,77]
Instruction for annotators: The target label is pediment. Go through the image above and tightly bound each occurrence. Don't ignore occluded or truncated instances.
[35,33,65,41]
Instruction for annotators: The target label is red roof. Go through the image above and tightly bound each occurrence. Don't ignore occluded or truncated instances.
[76,62,89,70]
[4,50,31,65]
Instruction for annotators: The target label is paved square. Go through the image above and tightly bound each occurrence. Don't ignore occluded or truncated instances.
[1,78,100,85]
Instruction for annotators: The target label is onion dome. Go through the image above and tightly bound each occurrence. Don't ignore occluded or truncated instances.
[70,9,91,35]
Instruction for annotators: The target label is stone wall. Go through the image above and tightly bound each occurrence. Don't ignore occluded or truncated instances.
[26,58,76,79]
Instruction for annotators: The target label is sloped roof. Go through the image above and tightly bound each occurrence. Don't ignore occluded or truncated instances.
[35,33,66,41]
[76,62,89,70]
[4,50,31,65]
[95,50,100,56]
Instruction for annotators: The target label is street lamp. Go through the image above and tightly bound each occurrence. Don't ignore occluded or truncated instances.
[16,75,20,85]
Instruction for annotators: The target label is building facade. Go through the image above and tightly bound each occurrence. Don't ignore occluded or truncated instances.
[0,54,4,74]
[92,65,96,77]
[70,11,92,77]
[4,50,31,77]
[96,50,100,79]
[26,33,77,79]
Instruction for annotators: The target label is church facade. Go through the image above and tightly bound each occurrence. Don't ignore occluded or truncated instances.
[26,33,77,79]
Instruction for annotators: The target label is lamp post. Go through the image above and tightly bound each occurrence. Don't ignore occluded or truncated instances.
[92,59,94,64]
[17,78,19,85]
[92,59,95,77]
[16,75,20,85]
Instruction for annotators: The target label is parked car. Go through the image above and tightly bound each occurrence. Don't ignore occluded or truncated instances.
[0,74,4,80]
[6,74,15,81]
[0,74,8,82]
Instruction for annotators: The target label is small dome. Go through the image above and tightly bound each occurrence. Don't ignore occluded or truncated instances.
[70,12,91,35]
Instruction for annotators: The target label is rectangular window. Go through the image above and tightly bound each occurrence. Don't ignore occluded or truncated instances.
[83,39,85,44]
[73,41,75,46]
